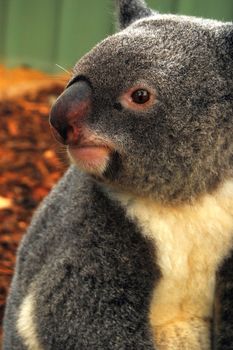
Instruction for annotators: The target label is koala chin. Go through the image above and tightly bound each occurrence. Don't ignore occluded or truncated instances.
[3,1,233,349]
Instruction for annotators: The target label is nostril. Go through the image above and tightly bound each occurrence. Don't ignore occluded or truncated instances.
[50,123,68,144]
[49,107,69,144]
[66,124,82,145]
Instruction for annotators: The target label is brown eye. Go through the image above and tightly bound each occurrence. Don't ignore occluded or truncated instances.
[120,84,156,112]
[131,89,150,104]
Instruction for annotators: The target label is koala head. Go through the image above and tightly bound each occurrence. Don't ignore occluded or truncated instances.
[50,0,233,204]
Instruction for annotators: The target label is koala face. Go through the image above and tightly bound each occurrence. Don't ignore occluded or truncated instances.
[50,1,233,204]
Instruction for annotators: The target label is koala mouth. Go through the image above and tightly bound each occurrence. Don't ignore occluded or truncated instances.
[67,133,114,175]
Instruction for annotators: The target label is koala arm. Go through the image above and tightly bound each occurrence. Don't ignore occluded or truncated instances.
[3,166,157,350]
[214,251,233,349]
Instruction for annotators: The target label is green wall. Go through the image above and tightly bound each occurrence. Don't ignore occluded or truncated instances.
[0,0,233,73]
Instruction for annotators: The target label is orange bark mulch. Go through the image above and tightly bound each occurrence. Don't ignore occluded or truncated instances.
[0,66,69,345]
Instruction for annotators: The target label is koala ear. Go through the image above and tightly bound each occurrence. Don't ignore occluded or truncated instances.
[215,26,233,62]
[115,0,154,30]
[224,28,233,57]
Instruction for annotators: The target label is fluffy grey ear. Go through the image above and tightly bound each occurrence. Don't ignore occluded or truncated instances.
[215,26,233,62]
[115,0,154,30]
[225,28,233,57]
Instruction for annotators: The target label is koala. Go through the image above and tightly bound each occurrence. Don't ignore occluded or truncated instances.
[3,0,233,349]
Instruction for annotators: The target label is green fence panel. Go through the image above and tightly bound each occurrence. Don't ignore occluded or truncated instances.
[177,0,233,21]
[0,0,233,72]
[0,0,9,60]
[4,0,62,71]
[56,0,112,72]
[150,0,233,21]
[148,0,178,14]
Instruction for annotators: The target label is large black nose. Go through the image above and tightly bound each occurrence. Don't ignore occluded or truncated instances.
[49,80,92,145]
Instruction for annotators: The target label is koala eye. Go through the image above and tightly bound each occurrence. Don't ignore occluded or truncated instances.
[131,89,150,104]
[120,84,156,112]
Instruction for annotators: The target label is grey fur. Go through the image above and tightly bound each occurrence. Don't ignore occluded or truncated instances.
[3,0,233,349]
[3,167,157,349]
[74,14,233,203]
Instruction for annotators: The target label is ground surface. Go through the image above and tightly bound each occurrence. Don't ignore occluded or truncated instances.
[0,65,68,345]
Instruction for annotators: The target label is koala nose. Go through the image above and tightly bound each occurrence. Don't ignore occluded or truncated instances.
[49,80,92,145]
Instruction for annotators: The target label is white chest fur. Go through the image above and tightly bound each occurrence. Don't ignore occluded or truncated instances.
[110,181,233,349]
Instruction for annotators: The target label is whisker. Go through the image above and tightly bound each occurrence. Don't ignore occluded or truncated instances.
[55,64,71,75]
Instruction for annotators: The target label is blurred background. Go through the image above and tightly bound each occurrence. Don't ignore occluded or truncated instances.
[1,0,233,73]
[0,0,233,346]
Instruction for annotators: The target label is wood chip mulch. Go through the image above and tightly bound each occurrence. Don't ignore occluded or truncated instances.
[0,67,69,344]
